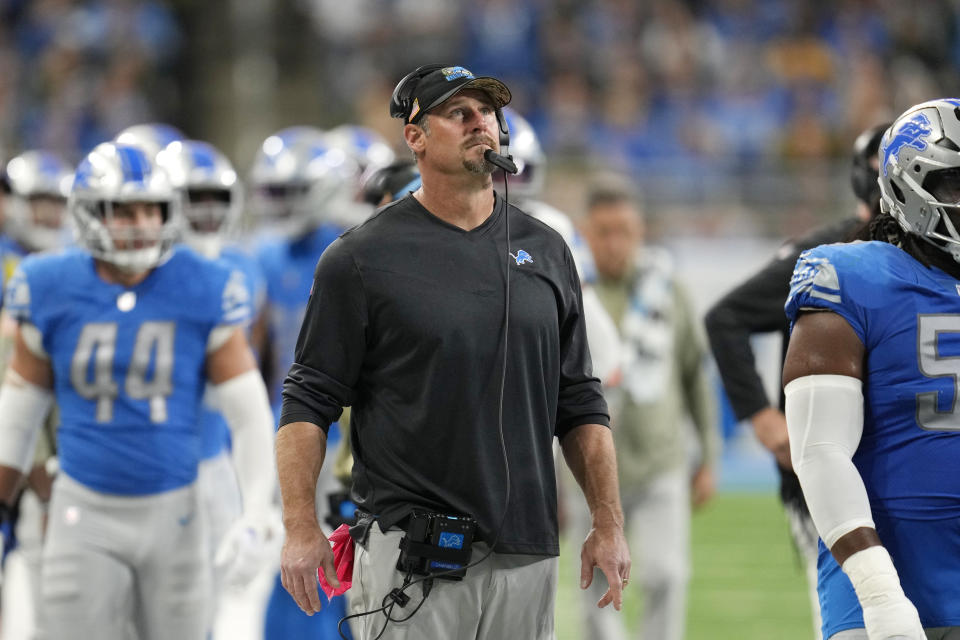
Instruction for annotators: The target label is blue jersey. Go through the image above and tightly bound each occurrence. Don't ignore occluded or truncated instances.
[198,245,266,460]
[257,224,342,446]
[6,246,251,495]
[786,241,960,632]
[0,234,29,309]
[256,225,340,411]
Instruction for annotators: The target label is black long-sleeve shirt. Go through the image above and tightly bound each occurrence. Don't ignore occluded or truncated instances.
[280,193,609,555]
[704,217,861,507]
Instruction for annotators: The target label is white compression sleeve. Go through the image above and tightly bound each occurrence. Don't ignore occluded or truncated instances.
[784,374,874,548]
[0,371,53,473]
[213,369,277,516]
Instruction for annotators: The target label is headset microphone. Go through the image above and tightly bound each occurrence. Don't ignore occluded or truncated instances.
[484,149,518,175]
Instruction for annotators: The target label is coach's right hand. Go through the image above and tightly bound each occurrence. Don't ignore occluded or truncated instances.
[280,522,339,615]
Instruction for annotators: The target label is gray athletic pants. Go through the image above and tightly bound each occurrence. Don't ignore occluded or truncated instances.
[347,527,557,640]
[39,473,209,640]
[571,467,689,640]
[784,500,823,640]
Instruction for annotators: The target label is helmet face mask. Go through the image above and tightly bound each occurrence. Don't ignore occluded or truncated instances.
[70,142,182,274]
[879,99,960,263]
[4,151,73,252]
[155,140,241,258]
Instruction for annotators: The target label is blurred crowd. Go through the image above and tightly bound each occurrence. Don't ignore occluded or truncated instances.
[0,0,180,159]
[1,0,959,232]
[305,0,957,166]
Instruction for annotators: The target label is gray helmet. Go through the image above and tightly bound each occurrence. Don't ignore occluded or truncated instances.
[879,98,960,263]
[248,126,364,236]
[70,142,181,273]
[500,107,545,200]
[156,139,241,257]
[114,123,186,159]
[4,150,73,251]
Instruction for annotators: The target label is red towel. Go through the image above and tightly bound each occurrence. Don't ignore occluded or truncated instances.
[318,524,354,598]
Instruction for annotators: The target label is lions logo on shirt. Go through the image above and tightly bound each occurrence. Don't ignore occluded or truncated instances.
[510,249,533,265]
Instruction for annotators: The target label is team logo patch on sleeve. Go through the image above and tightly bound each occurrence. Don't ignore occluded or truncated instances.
[221,270,252,324]
[4,268,30,318]
[787,251,842,306]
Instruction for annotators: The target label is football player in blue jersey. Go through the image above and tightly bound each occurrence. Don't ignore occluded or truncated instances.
[156,138,273,629]
[0,149,72,640]
[0,151,73,287]
[249,126,364,417]
[250,127,357,639]
[2,151,73,255]
[0,141,277,640]
[784,99,960,640]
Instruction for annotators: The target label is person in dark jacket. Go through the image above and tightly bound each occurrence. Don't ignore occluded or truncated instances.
[704,121,889,639]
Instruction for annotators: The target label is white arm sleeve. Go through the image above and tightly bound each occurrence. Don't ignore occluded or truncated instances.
[0,370,54,472]
[784,374,874,548]
[212,369,277,516]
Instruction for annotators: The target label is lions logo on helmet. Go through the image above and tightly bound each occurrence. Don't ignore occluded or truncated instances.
[70,142,182,273]
[4,150,73,252]
[249,126,365,236]
[879,98,960,263]
[156,140,241,258]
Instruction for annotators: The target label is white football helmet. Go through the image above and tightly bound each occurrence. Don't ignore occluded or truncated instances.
[156,139,241,258]
[248,126,365,236]
[114,123,185,159]
[878,98,960,263]
[4,150,73,252]
[324,124,396,184]
[499,107,545,200]
[70,142,181,273]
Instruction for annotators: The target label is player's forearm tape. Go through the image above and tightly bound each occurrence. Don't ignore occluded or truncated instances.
[0,371,54,472]
[214,369,277,516]
[784,374,874,547]
[843,545,923,637]
[843,546,906,605]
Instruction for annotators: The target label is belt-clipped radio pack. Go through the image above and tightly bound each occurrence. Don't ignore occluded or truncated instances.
[396,510,477,580]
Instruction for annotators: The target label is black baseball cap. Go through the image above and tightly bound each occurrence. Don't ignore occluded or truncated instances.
[394,65,512,124]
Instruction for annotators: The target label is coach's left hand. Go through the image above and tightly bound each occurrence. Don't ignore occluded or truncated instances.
[580,520,631,611]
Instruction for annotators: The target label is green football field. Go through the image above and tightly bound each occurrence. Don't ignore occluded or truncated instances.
[556,492,816,640]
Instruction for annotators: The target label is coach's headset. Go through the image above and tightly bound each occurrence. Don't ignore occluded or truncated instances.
[389,64,517,173]
[339,69,519,639]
